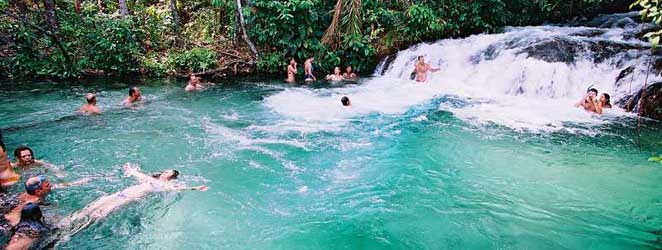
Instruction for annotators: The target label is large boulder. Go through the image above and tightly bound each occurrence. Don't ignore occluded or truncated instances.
[618,82,662,120]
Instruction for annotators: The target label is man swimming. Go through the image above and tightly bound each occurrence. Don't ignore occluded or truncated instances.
[341,96,351,107]
[304,57,316,82]
[12,146,64,177]
[413,56,439,83]
[575,88,599,113]
[4,203,50,250]
[343,66,357,79]
[0,176,52,235]
[286,58,297,83]
[79,93,101,114]
[121,87,143,107]
[185,75,202,92]
[59,163,207,235]
[325,67,344,81]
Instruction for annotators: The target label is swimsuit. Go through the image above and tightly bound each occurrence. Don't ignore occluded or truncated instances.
[0,193,20,235]
[12,221,50,238]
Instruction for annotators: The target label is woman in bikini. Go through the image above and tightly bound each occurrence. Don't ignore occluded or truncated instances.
[59,163,207,236]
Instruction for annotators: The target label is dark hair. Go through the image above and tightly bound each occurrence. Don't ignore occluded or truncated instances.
[341,96,350,106]
[86,95,96,104]
[587,88,598,94]
[417,55,424,60]
[129,87,137,96]
[20,202,43,222]
[603,93,610,103]
[152,169,180,180]
[14,145,34,160]
[0,139,5,153]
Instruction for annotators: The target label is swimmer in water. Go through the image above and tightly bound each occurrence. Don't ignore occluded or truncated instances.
[0,176,52,236]
[79,93,101,115]
[595,93,612,114]
[59,164,207,235]
[12,146,64,177]
[185,75,203,92]
[121,86,143,107]
[343,66,357,79]
[286,58,297,83]
[0,140,20,189]
[341,96,351,107]
[575,88,598,113]
[325,67,344,81]
[413,55,439,83]
[5,202,50,250]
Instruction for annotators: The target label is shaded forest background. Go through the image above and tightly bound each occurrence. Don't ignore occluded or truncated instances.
[0,0,632,80]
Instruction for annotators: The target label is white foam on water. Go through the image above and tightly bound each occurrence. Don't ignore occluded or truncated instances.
[263,14,659,133]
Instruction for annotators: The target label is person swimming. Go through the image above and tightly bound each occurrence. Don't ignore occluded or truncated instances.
[325,67,344,81]
[341,96,351,107]
[79,93,101,114]
[343,66,357,79]
[4,202,51,250]
[595,93,612,114]
[575,88,599,113]
[121,87,143,107]
[12,146,64,177]
[59,164,207,236]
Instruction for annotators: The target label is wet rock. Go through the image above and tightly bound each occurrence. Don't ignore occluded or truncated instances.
[614,65,635,88]
[618,82,662,120]
[519,38,579,64]
[588,40,642,64]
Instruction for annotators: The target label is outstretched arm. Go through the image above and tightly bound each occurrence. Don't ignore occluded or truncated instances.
[170,184,208,191]
[123,163,153,182]
[53,177,90,189]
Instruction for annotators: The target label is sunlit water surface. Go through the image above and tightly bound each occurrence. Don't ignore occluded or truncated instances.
[0,78,661,250]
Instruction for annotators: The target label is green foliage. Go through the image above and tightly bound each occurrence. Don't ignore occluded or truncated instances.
[0,0,629,79]
[167,48,217,72]
[648,155,662,164]
[632,0,662,48]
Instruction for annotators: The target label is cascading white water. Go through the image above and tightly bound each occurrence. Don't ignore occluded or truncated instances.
[265,12,659,132]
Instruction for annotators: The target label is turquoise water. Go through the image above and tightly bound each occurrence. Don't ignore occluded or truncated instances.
[0,78,661,249]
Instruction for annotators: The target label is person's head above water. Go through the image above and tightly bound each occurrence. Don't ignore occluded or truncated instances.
[346,66,353,73]
[417,55,425,63]
[587,88,598,97]
[600,93,611,104]
[341,96,351,106]
[85,93,96,105]
[25,175,51,197]
[128,86,141,98]
[334,67,341,75]
[14,146,35,165]
[152,169,180,181]
[20,202,44,223]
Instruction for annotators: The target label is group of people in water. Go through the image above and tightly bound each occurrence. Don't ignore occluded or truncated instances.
[0,110,207,249]
[574,87,612,114]
[286,56,358,83]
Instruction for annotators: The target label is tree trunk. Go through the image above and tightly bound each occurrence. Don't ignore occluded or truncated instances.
[42,0,59,31]
[235,0,258,59]
[119,0,129,18]
[321,0,343,49]
[168,0,182,46]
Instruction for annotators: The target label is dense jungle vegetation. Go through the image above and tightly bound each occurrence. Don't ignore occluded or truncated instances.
[0,0,631,80]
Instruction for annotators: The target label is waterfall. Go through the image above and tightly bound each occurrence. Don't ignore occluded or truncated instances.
[265,12,659,132]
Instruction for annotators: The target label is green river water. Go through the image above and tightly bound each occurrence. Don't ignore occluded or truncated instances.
[0,78,661,250]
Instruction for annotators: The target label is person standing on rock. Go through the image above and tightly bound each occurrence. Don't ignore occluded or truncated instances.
[286,58,297,83]
[304,56,316,82]
[413,55,439,83]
